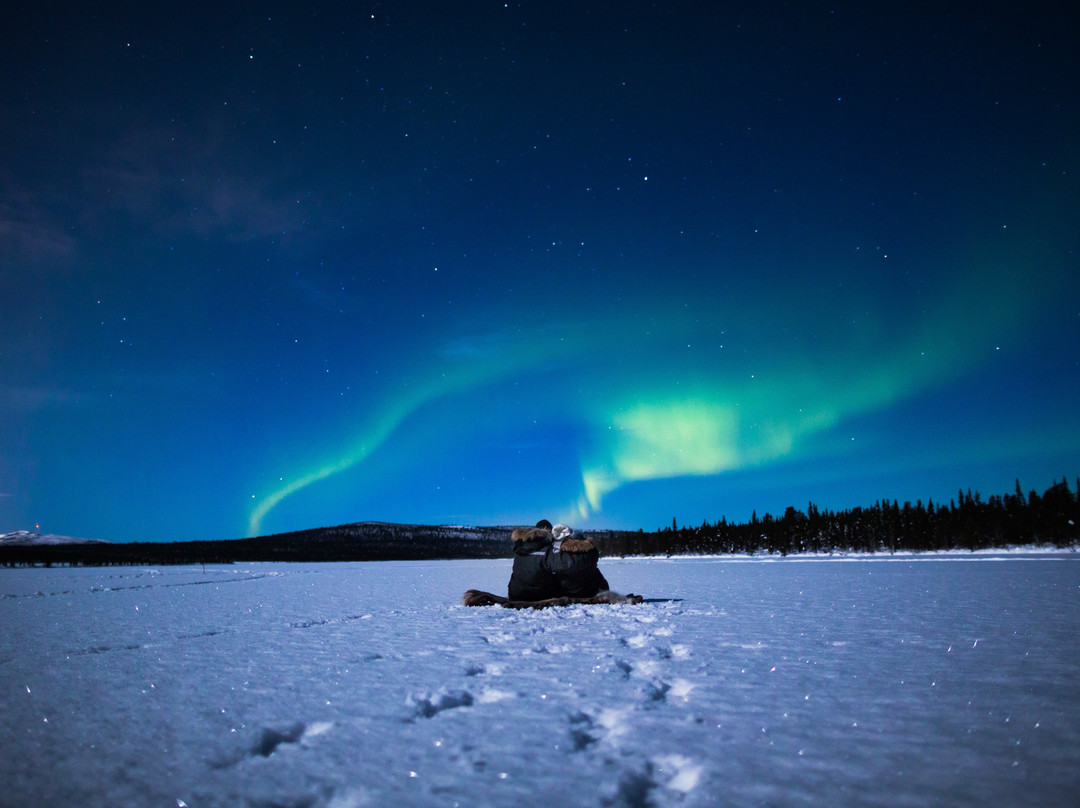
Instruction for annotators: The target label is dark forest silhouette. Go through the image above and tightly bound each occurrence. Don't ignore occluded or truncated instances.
[644,478,1079,557]
[2,478,1076,567]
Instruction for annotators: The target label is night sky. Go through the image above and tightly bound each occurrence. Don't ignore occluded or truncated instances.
[2,2,1077,542]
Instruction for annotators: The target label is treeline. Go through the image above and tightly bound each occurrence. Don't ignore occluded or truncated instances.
[1,479,1076,567]
[625,478,1079,557]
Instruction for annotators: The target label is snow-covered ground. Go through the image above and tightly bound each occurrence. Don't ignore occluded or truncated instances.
[2,554,1078,807]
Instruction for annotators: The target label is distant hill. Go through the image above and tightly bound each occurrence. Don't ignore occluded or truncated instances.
[0,521,647,566]
[0,531,112,547]
[0,521,523,566]
[233,521,514,561]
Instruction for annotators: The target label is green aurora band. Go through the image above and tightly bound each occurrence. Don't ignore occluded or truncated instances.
[248,239,1063,536]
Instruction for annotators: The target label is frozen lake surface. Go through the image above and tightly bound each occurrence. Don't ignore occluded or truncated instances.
[2,554,1078,807]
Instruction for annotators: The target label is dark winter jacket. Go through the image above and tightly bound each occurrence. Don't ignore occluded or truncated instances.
[508,527,558,600]
[547,536,610,598]
[507,527,610,600]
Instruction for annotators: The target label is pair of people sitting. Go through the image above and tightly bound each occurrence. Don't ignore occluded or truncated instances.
[508,519,610,601]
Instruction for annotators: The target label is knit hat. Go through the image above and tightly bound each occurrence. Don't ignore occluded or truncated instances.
[551,524,573,541]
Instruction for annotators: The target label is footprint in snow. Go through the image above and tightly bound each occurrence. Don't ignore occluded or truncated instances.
[407,688,474,719]
[566,707,633,750]
[639,679,671,702]
[465,661,506,677]
[600,755,705,806]
[567,711,599,751]
[612,658,698,707]
[212,720,330,768]
[252,722,307,757]
[602,762,657,808]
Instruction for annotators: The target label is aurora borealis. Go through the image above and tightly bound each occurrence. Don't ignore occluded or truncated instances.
[2,2,1077,542]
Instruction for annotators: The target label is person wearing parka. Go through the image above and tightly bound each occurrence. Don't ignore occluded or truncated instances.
[508,521,558,600]
[507,520,609,600]
[547,523,610,598]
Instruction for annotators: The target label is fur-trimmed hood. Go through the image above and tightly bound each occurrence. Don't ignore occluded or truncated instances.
[557,536,598,554]
[511,527,553,555]
[511,526,598,556]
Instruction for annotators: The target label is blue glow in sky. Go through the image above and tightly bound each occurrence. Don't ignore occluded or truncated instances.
[2,2,1077,541]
